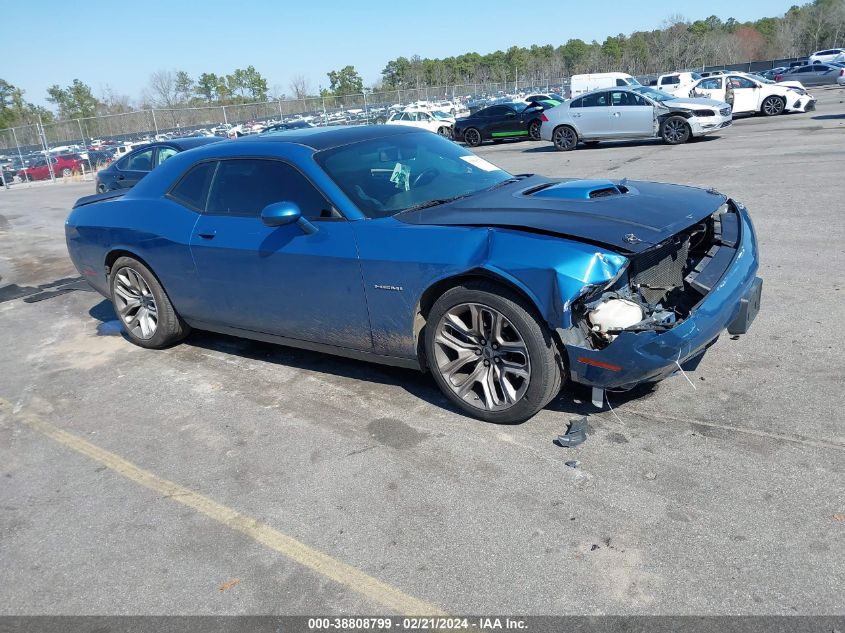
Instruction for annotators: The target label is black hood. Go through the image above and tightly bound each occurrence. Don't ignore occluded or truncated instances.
[397,176,727,254]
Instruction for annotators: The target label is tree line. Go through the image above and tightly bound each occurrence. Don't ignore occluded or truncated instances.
[1,0,843,130]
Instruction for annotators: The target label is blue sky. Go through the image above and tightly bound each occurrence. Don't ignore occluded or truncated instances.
[8,0,798,106]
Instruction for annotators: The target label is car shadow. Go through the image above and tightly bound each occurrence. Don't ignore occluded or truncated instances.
[522,135,721,153]
[812,113,845,120]
[87,298,660,424]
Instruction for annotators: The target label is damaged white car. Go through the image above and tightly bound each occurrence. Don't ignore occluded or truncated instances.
[689,73,816,116]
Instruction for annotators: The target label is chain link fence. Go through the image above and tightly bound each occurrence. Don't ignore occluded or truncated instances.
[0,56,801,188]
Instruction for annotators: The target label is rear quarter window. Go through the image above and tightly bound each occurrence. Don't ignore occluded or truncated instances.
[168,161,216,211]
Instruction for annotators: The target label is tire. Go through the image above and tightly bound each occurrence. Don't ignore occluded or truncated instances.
[552,125,578,151]
[425,280,562,423]
[528,119,542,141]
[97,183,106,193]
[661,116,690,145]
[109,256,190,349]
[61,168,72,177]
[437,126,453,139]
[463,127,482,147]
[761,95,785,116]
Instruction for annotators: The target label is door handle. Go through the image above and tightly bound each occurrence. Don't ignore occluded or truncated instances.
[117,174,125,180]
[613,112,621,117]
[197,231,216,239]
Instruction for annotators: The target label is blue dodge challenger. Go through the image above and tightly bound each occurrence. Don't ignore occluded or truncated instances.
[66,125,762,423]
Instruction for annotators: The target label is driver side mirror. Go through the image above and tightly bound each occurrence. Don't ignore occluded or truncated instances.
[260,201,318,235]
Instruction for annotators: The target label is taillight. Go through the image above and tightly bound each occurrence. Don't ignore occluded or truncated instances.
[540,113,549,122]
[840,69,844,76]
[775,74,782,81]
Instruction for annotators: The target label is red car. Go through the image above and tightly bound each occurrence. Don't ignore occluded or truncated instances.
[18,154,83,181]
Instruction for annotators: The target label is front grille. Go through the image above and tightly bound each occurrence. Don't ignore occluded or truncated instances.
[720,107,731,117]
[630,237,690,304]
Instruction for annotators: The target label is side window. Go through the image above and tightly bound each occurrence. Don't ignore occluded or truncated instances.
[206,159,332,219]
[569,97,582,108]
[700,78,722,90]
[732,77,756,89]
[661,75,680,85]
[616,78,628,86]
[168,161,216,211]
[125,149,153,171]
[486,106,508,116]
[581,92,609,107]
[157,147,178,166]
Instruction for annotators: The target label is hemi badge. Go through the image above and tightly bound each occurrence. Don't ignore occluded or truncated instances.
[374,284,403,291]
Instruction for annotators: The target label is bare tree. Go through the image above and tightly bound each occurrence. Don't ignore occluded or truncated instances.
[147,70,180,126]
[289,74,312,100]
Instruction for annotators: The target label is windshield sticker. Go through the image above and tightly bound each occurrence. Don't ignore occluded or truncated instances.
[390,162,411,191]
[460,155,499,172]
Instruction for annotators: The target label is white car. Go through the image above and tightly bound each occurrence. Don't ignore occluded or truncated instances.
[655,72,703,96]
[809,48,845,64]
[539,86,731,151]
[385,109,454,137]
[688,73,815,115]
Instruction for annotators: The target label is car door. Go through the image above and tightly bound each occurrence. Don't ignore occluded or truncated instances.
[572,91,612,138]
[727,76,759,113]
[188,158,372,349]
[113,147,154,188]
[692,77,725,101]
[609,91,655,137]
[486,105,525,139]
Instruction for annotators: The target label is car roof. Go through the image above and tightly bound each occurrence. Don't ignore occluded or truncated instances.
[234,124,419,150]
[154,137,222,150]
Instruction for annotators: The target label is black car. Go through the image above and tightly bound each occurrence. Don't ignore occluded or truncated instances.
[95,137,222,193]
[260,120,314,134]
[453,102,549,147]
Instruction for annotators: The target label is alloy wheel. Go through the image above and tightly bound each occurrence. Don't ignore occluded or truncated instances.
[433,303,531,412]
[113,268,158,339]
[664,119,687,143]
[763,97,784,115]
[529,120,541,141]
[553,127,576,150]
[465,128,481,146]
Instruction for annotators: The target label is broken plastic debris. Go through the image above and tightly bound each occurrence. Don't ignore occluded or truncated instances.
[564,460,580,469]
[555,417,588,448]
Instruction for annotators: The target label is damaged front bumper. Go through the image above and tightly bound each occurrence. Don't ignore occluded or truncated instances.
[562,203,761,391]
[786,94,816,113]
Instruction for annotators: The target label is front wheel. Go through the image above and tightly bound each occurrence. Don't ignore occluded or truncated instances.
[109,256,190,349]
[425,281,562,423]
[528,119,542,141]
[552,125,578,151]
[661,116,691,144]
[61,168,73,177]
[437,126,453,139]
[463,127,482,147]
[761,96,785,116]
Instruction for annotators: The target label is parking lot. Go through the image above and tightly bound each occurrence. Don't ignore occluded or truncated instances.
[1,87,843,616]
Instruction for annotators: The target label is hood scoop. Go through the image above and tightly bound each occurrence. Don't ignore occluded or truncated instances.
[528,179,629,201]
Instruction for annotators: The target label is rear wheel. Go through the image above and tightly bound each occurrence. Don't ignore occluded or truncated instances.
[761,95,785,116]
[528,119,542,141]
[61,168,72,177]
[109,256,190,349]
[661,116,691,144]
[552,125,578,151]
[463,127,482,147]
[425,281,562,423]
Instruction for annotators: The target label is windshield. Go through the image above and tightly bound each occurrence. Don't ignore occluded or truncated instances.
[431,110,452,119]
[626,77,641,86]
[315,132,512,218]
[632,86,676,102]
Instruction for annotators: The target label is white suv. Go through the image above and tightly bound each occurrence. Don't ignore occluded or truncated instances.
[809,48,845,64]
